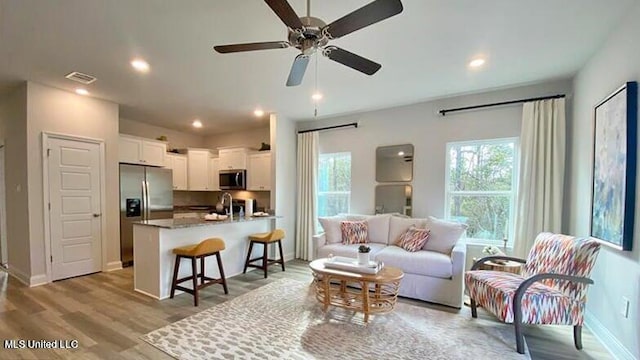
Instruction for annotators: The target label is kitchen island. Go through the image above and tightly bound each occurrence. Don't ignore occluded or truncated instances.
[133,216,278,299]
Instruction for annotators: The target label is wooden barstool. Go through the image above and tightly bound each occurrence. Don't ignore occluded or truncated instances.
[243,229,285,278]
[170,237,228,306]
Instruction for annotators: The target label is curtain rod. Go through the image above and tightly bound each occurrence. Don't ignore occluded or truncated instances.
[438,94,566,116]
[297,122,358,134]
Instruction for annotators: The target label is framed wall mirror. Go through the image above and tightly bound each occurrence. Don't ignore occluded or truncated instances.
[376,144,414,182]
[375,185,412,217]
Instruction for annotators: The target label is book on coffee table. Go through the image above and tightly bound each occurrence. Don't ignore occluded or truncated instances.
[323,256,384,274]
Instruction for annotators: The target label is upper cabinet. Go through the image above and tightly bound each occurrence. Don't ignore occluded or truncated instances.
[187,149,212,191]
[118,135,166,167]
[247,152,271,191]
[166,153,188,190]
[218,148,248,170]
[208,157,220,191]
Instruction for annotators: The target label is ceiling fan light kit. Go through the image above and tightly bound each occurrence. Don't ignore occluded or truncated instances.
[213,0,404,87]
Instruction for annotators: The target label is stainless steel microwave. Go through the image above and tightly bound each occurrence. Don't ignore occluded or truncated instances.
[219,169,246,190]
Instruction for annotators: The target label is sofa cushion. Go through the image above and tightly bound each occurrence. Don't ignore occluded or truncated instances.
[375,245,453,279]
[318,243,387,259]
[423,217,467,254]
[339,214,369,221]
[364,214,391,244]
[389,216,427,244]
[334,214,392,244]
[318,215,347,244]
[396,227,431,252]
[341,221,368,245]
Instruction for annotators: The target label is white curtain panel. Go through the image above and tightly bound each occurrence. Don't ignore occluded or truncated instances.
[295,132,319,260]
[514,99,566,258]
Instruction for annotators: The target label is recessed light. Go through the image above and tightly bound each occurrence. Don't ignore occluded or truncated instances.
[312,92,323,101]
[75,88,89,96]
[131,58,150,72]
[469,58,486,68]
[192,119,203,128]
[254,109,265,117]
[398,151,405,156]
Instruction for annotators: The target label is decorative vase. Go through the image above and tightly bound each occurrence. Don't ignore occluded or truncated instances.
[357,252,370,266]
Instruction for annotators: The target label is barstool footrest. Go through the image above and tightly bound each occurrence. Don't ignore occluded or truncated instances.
[247,258,283,265]
[174,278,225,292]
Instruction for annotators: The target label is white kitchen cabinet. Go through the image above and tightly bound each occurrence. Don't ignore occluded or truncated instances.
[166,153,188,190]
[187,149,212,191]
[247,152,271,191]
[118,135,166,167]
[142,141,167,167]
[208,157,220,191]
[119,136,142,164]
[218,148,248,170]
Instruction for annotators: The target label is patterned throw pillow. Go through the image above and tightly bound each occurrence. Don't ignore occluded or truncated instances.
[396,226,431,252]
[340,221,369,245]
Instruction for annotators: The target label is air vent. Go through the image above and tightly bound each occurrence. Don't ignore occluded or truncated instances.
[64,71,97,84]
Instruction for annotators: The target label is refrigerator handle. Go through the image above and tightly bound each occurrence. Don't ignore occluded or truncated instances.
[145,180,151,219]
[141,180,147,221]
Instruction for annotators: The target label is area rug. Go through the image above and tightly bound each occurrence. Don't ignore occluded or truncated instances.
[142,279,529,359]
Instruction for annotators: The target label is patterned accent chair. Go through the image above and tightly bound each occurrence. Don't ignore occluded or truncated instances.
[465,232,601,354]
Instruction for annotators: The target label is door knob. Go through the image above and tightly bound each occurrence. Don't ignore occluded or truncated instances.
[93,213,102,217]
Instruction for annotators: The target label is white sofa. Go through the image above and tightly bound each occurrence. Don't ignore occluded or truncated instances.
[313,214,466,308]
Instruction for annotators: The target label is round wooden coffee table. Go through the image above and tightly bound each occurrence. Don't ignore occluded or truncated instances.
[309,258,404,323]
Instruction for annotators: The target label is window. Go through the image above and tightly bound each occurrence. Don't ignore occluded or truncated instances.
[445,138,518,246]
[317,152,351,218]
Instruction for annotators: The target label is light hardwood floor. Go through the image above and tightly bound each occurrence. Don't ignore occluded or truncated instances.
[0,261,610,359]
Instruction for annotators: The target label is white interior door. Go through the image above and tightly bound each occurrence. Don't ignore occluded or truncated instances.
[48,137,102,280]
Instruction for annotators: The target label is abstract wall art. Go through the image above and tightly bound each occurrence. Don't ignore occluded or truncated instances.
[590,81,637,251]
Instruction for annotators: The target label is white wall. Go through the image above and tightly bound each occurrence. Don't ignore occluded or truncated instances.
[0,84,31,282]
[26,82,120,280]
[270,114,296,260]
[299,79,572,218]
[119,118,205,149]
[567,2,640,358]
[205,126,270,150]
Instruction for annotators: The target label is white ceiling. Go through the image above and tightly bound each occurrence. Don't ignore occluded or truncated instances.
[0,0,636,134]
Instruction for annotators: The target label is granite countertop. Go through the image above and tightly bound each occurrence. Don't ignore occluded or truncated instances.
[134,215,278,229]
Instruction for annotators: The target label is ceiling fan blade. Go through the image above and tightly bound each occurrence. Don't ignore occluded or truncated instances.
[264,0,304,30]
[213,41,289,53]
[286,54,310,87]
[323,0,403,39]
[323,46,381,75]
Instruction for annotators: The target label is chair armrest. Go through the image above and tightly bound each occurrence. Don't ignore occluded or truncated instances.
[312,233,326,249]
[513,273,595,324]
[451,241,466,275]
[471,255,527,270]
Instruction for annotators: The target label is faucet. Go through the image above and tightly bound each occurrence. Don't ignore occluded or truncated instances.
[221,192,233,220]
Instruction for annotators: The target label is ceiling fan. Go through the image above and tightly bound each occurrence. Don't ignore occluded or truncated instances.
[213,0,404,86]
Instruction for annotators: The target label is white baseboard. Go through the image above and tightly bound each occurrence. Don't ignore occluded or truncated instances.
[29,274,48,287]
[6,265,30,286]
[285,252,295,262]
[106,261,123,272]
[4,267,47,287]
[585,310,635,360]
[135,288,162,300]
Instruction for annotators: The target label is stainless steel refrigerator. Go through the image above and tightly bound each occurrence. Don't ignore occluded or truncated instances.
[119,164,173,267]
